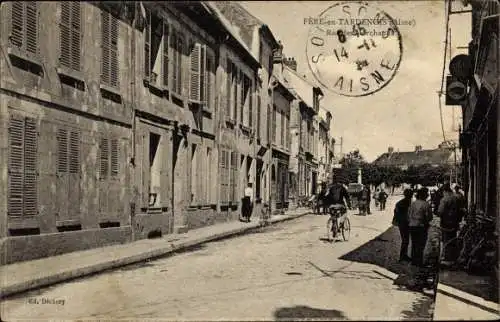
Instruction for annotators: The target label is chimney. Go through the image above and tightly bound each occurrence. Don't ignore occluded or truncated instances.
[272,40,284,64]
[415,145,422,152]
[283,57,297,71]
[388,146,394,154]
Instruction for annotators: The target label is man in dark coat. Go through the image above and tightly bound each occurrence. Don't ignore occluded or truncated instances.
[393,189,414,262]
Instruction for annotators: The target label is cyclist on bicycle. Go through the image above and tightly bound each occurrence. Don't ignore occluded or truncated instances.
[324,177,352,237]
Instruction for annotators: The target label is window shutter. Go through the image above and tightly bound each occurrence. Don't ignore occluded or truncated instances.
[240,73,244,122]
[70,2,81,71]
[206,52,214,110]
[190,43,201,101]
[25,2,38,55]
[110,16,119,87]
[60,3,71,68]
[249,81,253,128]
[111,138,118,176]
[162,21,169,87]
[233,66,238,121]
[257,94,261,138]
[11,2,24,48]
[69,131,80,174]
[226,59,232,118]
[144,10,151,79]
[101,11,110,85]
[100,137,109,179]
[57,128,68,173]
[23,117,38,216]
[8,115,24,217]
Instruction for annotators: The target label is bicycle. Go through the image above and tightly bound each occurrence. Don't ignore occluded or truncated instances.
[325,204,351,242]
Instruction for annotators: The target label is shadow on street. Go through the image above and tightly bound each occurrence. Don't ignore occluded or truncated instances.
[438,268,499,304]
[337,225,436,319]
[274,305,347,321]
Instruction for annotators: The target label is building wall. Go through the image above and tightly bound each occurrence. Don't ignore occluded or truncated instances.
[0,2,133,263]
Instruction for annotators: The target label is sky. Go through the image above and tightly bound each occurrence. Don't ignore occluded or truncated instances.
[240,0,471,161]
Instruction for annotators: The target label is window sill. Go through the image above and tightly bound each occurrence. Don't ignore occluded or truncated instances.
[239,124,253,136]
[7,46,44,77]
[225,118,236,128]
[7,216,39,230]
[188,204,217,210]
[171,92,184,107]
[57,66,86,91]
[144,78,169,98]
[100,84,122,104]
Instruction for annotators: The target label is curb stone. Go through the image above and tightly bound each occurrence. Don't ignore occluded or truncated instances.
[1,211,310,299]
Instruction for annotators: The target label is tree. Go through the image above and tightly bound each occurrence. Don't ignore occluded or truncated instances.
[340,149,366,169]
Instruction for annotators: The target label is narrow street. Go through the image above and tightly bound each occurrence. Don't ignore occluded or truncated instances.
[2,197,435,320]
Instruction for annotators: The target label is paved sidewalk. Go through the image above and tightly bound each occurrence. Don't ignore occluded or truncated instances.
[0,208,311,298]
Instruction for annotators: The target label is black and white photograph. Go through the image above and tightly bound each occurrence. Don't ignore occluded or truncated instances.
[0,0,498,320]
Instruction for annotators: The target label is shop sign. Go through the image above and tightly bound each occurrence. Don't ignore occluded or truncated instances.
[446,75,467,105]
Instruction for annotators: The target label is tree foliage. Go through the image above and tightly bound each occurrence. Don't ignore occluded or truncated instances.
[335,149,454,187]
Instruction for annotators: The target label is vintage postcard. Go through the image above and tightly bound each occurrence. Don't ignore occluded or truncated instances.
[0,1,498,321]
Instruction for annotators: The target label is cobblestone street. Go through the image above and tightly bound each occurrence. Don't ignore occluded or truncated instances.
[2,197,436,320]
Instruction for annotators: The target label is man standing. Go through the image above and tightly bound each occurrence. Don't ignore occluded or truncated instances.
[393,189,414,262]
[378,188,388,211]
[360,185,371,214]
[408,188,433,268]
[438,184,461,264]
[242,182,254,222]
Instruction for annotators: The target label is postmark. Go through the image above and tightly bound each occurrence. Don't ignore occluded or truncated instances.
[306,1,403,97]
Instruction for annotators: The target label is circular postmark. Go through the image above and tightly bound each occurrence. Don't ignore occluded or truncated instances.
[306,1,403,97]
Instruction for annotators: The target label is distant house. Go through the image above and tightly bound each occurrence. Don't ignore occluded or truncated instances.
[372,145,457,170]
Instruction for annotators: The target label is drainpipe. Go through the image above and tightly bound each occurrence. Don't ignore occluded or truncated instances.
[268,76,279,213]
[130,7,137,241]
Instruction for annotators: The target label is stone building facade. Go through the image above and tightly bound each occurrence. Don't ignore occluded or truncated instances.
[0,1,279,264]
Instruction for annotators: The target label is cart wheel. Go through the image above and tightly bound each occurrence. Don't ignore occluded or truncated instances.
[342,217,351,241]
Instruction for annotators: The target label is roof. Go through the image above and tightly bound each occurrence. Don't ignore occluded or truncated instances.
[203,2,260,65]
[283,65,318,109]
[372,148,454,167]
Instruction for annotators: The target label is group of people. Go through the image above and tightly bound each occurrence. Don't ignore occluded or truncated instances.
[392,182,466,273]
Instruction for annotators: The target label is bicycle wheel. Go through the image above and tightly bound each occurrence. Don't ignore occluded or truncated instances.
[342,217,351,241]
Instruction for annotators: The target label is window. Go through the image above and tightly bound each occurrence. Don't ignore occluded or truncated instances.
[171,30,183,95]
[206,148,212,202]
[60,2,81,71]
[232,65,238,121]
[240,74,251,127]
[101,10,119,87]
[219,149,229,203]
[230,151,238,202]
[256,94,261,139]
[10,2,38,55]
[8,115,38,217]
[57,128,80,174]
[226,60,232,119]
[190,144,197,203]
[100,137,119,179]
[280,110,285,146]
[272,105,277,144]
[144,9,169,88]
[189,43,215,109]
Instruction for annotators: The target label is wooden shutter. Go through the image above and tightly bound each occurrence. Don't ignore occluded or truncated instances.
[101,11,110,85]
[25,2,38,55]
[226,59,232,118]
[206,52,214,110]
[111,138,118,176]
[10,2,38,54]
[69,131,79,173]
[57,128,68,173]
[11,2,24,48]
[60,3,71,68]
[240,72,244,122]
[110,15,119,87]
[257,94,261,138]
[190,43,201,101]
[162,21,169,87]
[8,115,24,217]
[23,117,38,216]
[70,2,81,71]
[144,10,151,79]
[233,66,238,121]
[249,81,253,128]
[100,137,109,179]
